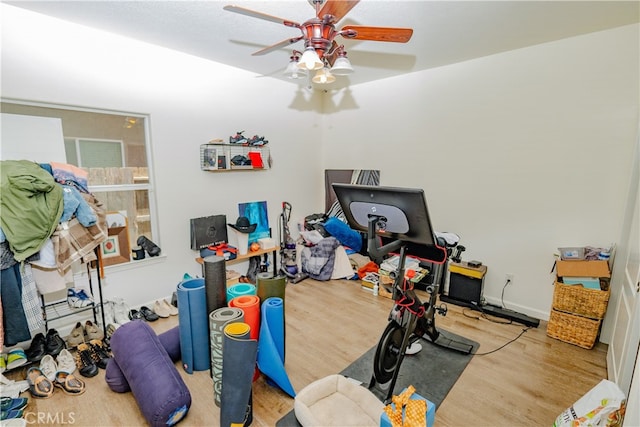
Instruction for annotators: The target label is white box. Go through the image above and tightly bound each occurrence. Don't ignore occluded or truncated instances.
[258,238,275,250]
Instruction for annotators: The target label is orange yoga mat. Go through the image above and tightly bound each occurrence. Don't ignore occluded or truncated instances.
[229,295,260,340]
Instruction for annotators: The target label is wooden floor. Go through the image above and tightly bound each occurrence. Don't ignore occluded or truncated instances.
[6,277,608,426]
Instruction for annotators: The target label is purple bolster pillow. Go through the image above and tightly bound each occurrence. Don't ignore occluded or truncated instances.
[105,325,181,392]
[106,321,191,426]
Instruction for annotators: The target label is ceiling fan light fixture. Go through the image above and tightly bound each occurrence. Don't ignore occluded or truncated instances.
[312,66,336,84]
[298,47,323,71]
[283,54,307,79]
[330,49,353,76]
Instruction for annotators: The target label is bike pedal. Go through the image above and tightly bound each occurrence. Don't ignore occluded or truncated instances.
[436,304,448,316]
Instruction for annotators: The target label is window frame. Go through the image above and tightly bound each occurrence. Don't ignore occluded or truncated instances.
[1,98,160,264]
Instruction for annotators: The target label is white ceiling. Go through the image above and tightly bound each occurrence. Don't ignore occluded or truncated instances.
[5,1,640,90]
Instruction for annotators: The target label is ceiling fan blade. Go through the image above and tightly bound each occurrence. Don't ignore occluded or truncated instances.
[318,0,360,21]
[252,36,304,56]
[340,25,413,43]
[223,5,300,28]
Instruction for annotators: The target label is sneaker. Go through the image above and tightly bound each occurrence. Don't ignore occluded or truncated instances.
[75,289,94,303]
[405,341,423,355]
[44,329,66,357]
[6,349,27,370]
[0,397,28,412]
[247,135,268,146]
[56,349,76,376]
[25,333,47,363]
[75,344,98,378]
[67,288,92,308]
[0,354,5,373]
[112,299,131,325]
[99,300,117,326]
[88,340,111,370]
[229,131,247,144]
[66,322,85,348]
[39,354,57,381]
[84,321,104,341]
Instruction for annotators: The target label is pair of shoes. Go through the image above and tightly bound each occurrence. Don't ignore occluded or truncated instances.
[153,300,171,318]
[25,333,46,363]
[88,340,111,369]
[6,349,27,370]
[75,344,99,378]
[26,367,54,398]
[45,329,66,358]
[39,349,76,381]
[53,371,85,396]
[153,299,178,317]
[67,288,93,308]
[137,236,161,257]
[129,307,159,322]
[0,397,28,412]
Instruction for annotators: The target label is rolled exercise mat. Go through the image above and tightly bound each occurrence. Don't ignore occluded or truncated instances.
[203,255,228,316]
[256,273,286,301]
[226,283,257,304]
[228,295,261,340]
[108,321,191,427]
[257,297,295,397]
[220,322,258,427]
[209,307,244,407]
[256,273,287,360]
[177,277,210,373]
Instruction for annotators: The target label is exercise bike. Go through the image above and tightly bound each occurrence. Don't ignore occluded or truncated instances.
[364,215,474,403]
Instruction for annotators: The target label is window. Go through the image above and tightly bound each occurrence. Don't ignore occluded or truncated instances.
[1,100,158,262]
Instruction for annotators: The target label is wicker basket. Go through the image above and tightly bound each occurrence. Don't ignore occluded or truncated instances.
[552,281,610,319]
[546,309,601,349]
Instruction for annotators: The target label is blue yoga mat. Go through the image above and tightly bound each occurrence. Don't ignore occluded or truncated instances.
[177,278,210,374]
[257,297,295,397]
[226,283,257,304]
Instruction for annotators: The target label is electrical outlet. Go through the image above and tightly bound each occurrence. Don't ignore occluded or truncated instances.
[505,273,514,284]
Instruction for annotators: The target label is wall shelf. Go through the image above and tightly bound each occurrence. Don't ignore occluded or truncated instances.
[200,143,270,171]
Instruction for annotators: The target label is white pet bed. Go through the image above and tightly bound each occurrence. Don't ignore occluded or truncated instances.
[294,374,384,427]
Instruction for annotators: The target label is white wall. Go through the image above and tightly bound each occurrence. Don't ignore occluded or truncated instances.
[2,4,638,324]
[322,24,640,320]
[1,5,324,307]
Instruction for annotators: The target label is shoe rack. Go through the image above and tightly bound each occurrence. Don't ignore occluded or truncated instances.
[200,143,270,171]
[40,247,107,340]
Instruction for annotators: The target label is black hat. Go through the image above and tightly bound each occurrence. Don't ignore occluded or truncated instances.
[229,216,257,233]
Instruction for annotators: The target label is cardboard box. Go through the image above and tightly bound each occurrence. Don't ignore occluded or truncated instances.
[556,260,610,279]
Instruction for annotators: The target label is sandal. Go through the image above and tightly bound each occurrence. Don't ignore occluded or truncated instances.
[53,372,86,395]
[26,367,54,399]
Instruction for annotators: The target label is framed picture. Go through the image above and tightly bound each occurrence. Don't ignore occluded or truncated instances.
[101,224,131,266]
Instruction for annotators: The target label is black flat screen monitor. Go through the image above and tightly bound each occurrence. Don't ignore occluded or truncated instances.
[332,184,446,262]
[332,184,437,246]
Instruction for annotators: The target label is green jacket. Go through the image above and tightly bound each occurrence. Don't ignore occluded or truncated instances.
[0,160,64,262]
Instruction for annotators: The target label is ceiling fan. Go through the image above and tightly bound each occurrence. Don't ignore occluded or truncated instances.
[223,0,413,84]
